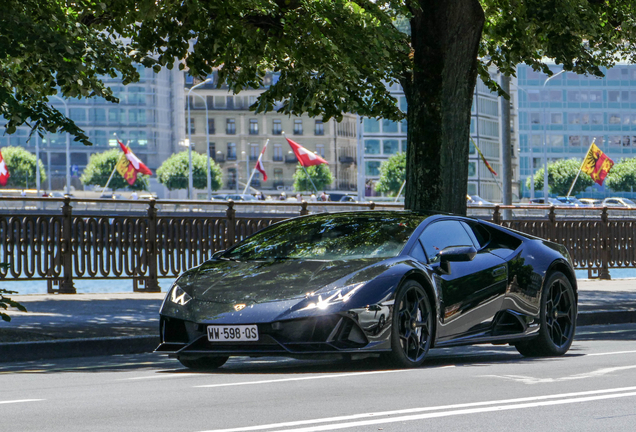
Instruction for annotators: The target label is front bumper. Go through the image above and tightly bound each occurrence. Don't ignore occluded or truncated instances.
[156,313,389,356]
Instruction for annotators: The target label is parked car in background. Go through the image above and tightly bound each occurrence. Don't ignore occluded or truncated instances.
[339,195,358,203]
[556,196,590,207]
[579,198,602,206]
[466,195,494,206]
[212,194,258,201]
[528,198,570,206]
[602,197,636,208]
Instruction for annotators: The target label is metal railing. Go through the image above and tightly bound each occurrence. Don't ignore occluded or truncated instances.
[2,198,635,292]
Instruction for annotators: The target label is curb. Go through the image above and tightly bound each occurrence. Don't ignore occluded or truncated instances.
[577,310,636,326]
[0,335,160,363]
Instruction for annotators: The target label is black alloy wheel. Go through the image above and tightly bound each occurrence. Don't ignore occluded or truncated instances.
[515,271,576,357]
[178,356,229,370]
[386,280,433,368]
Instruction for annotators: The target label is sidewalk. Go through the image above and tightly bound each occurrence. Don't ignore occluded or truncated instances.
[0,279,634,362]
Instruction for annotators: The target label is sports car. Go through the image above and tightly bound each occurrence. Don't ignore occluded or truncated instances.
[156,211,577,369]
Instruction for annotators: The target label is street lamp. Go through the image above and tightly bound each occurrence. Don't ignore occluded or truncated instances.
[187,77,213,200]
[542,69,566,200]
[48,94,71,195]
[190,92,212,200]
[510,82,535,199]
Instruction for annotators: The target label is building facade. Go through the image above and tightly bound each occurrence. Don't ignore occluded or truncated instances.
[517,63,636,199]
[362,75,519,202]
[1,66,185,194]
[184,73,358,195]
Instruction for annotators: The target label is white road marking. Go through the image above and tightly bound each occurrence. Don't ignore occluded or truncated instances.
[196,387,636,432]
[483,365,636,384]
[0,399,44,405]
[194,369,418,388]
[586,350,636,357]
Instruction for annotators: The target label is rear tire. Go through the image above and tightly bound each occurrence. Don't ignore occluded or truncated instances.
[515,271,576,357]
[385,280,433,368]
[178,356,229,370]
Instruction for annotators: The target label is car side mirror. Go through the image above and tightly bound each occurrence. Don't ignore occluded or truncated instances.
[434,246,477,275]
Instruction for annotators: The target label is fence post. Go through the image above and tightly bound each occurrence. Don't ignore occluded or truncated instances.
[369,201,376,210]
[599,206,611,280]
[140,198,160,292]
[225,200,236,249]
[300,201,308,216]
[59,196,76,294]
[493,205,501,225]
[548,206,556,242]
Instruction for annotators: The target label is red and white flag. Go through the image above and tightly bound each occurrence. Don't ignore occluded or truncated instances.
[116,140,152,185]
[255,142,268,181]
[0,149,10,186]
[286,138,328,167]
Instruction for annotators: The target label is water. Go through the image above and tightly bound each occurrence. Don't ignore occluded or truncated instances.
[2,269,634,295]
[1,278,176,295]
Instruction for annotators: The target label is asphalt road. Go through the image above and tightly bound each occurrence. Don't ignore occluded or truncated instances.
[2,323,636,432]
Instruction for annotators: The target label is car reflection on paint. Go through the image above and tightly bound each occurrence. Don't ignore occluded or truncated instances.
[157,211,577,370]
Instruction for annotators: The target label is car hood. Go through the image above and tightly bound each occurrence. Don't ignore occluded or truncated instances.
[176,258,387,305]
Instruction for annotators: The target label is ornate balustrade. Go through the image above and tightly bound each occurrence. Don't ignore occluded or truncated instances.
[1,198,635,292]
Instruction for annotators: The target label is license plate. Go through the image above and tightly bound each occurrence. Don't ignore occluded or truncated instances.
[207,325,259,342]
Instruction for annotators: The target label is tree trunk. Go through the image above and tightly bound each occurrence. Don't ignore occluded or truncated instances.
[402,0,484,215]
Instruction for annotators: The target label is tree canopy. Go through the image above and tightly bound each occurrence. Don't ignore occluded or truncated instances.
[605,158,636,192]
[375,152,406,197]
[526,158,594,197]
[293,164,334,193]
[156,151,223,191]
[0,146,46,189]
[4,0,636,213]
[81,149,149,191]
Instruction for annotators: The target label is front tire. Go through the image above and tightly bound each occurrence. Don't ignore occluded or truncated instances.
[178,356,229,370]
[385,280,433,368]
[515,271,576,357]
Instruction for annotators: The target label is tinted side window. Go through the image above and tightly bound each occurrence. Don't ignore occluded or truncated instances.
[463,222,490,249]
[419,220,474,263]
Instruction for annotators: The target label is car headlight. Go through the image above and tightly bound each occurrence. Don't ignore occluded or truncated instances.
[169,284,192,306]
[300,283,365,311]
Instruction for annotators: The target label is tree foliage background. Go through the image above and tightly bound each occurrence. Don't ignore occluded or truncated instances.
[0,146,46,189]
[80,149,149,191]
[4,0,636,214]
[156,151,223,191]
[293,164,334,193]
[526,158,594,197]
[605,158,636,192]
[375,152,406,197]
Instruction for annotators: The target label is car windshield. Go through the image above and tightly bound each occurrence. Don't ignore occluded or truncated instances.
[222,213,426,261]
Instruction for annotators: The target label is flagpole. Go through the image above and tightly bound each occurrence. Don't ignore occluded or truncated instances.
[394,180,406,203]
[243,139,269,194]
[566,138,596,198]
[101,136,126,196]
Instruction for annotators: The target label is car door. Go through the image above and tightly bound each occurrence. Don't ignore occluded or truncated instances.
[418,219,508,342]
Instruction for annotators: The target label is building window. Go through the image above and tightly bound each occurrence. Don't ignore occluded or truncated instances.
[227,142,237,160]
[383,139,399,154]
[468,162,476,177]
[609,114,621,124]
[208,118,215,134]
[272,119,282,135]
[364,139,380,155]
[568,136,581,146]
[382,119,398,133]
[315,120,324,135]
[530,113,541,124]
[294,119,303,135]
[187,118,195,134]
[550,113,563,124]
[273,144,283,162]
[250,143,259,161]
[365,161,381,177]
[315,144,325,158]
[226,118,236,134]
[249,119,259,135]
[227,96,234,109]
[209,142,216,159]
[568,113,580,125]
